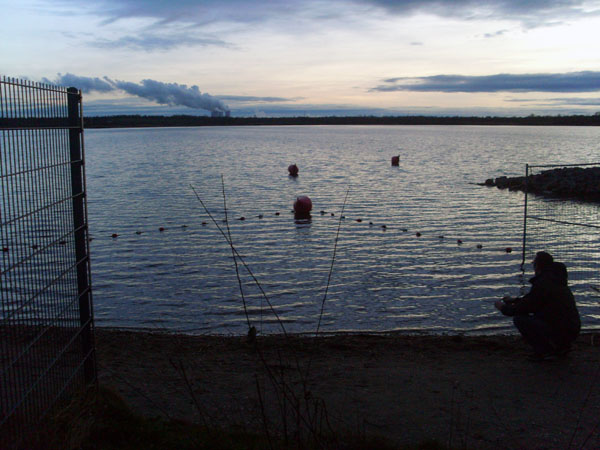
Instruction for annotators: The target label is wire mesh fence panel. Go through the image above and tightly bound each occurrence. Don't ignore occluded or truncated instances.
[522,163,600,324]
[0,76,95,448]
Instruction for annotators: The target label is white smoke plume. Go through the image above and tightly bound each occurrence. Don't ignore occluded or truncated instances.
[45,73,229,113]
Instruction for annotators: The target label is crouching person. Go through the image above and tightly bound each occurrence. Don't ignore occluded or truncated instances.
[495,251,581,361]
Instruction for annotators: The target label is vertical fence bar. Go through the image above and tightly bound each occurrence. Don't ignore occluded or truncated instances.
[67,87,95,383]
[521,163,529,270]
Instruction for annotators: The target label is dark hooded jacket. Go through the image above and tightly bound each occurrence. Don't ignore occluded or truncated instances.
[500,262,581,344]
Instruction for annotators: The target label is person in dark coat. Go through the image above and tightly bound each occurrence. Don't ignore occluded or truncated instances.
[495,251,581,360]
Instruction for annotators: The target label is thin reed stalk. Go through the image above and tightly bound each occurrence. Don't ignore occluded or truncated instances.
[96,361,172,420]
[303,188,349,382]
[255,375,275,450]
[190,184,288,337]
[315,188,350,337]
[568,359,600,449]
[220,176,252,330]
[169,357,209,428]
[190,181,342,447]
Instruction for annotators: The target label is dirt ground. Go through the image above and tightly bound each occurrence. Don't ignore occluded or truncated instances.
[94,328,600,449]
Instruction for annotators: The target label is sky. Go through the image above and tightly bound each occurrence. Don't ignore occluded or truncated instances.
[2,0,600,117]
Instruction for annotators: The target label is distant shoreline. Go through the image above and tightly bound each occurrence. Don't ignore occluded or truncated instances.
[83,114,600,129]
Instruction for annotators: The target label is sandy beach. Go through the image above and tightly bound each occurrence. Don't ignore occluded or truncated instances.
[93,328,600,448]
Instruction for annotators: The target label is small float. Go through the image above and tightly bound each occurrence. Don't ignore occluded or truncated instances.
[288,164,299,177]
[391,155,400,166]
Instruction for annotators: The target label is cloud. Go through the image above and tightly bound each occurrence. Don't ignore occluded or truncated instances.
[42,73,114,92]
[44,73,229,113]
[89,33,231,51]
[112,79,229,112]
[371,71,600,93]
[62,0,302,26]
[217,95,301,103]
[506,96,600,106]
[357,0,600,28]
[54,0,600,29]
[483,29,508,38]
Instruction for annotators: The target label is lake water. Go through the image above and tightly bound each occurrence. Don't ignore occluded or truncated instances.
[84,125,600,335]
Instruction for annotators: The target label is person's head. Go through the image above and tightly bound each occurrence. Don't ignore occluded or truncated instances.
[533,251,553,274]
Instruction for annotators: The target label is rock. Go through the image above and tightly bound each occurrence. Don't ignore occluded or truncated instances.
[482,167,600,202]
[494,176,509,189]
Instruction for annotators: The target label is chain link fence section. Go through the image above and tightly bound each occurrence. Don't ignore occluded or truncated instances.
[521,163,600,320]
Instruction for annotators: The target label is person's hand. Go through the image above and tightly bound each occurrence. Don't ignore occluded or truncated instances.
[494,300,504,311]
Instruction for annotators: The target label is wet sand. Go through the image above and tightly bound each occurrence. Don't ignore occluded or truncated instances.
[95,328,600,449]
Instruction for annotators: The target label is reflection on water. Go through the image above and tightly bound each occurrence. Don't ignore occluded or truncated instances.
[79,125,600,334]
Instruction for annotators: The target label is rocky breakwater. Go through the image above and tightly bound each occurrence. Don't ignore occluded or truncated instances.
[482,166,600,202]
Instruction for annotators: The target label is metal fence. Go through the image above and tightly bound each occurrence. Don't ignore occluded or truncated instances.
[0,76,95,448]
[521,162,600,304]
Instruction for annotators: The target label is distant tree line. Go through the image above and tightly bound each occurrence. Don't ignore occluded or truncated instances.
[83,114,600,129]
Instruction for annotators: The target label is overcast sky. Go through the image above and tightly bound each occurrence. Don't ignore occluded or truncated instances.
[2,0,600,116]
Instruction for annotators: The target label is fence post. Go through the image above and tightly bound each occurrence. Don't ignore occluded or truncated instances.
[67,87,96,383]
[520,163,529,270]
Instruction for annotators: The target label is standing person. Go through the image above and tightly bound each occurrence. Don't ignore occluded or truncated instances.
[495,251,581,360]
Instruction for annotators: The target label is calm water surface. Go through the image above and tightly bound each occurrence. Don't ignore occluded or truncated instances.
[84,125,600,334]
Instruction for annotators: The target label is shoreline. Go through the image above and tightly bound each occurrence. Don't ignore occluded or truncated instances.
[82,114,600,129]
[92,323,600,337]
[95,328,600,448]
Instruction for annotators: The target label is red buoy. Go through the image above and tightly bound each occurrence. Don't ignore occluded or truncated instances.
[293,195,312,215]
[391,155,400,166]
[288,164,299,176]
